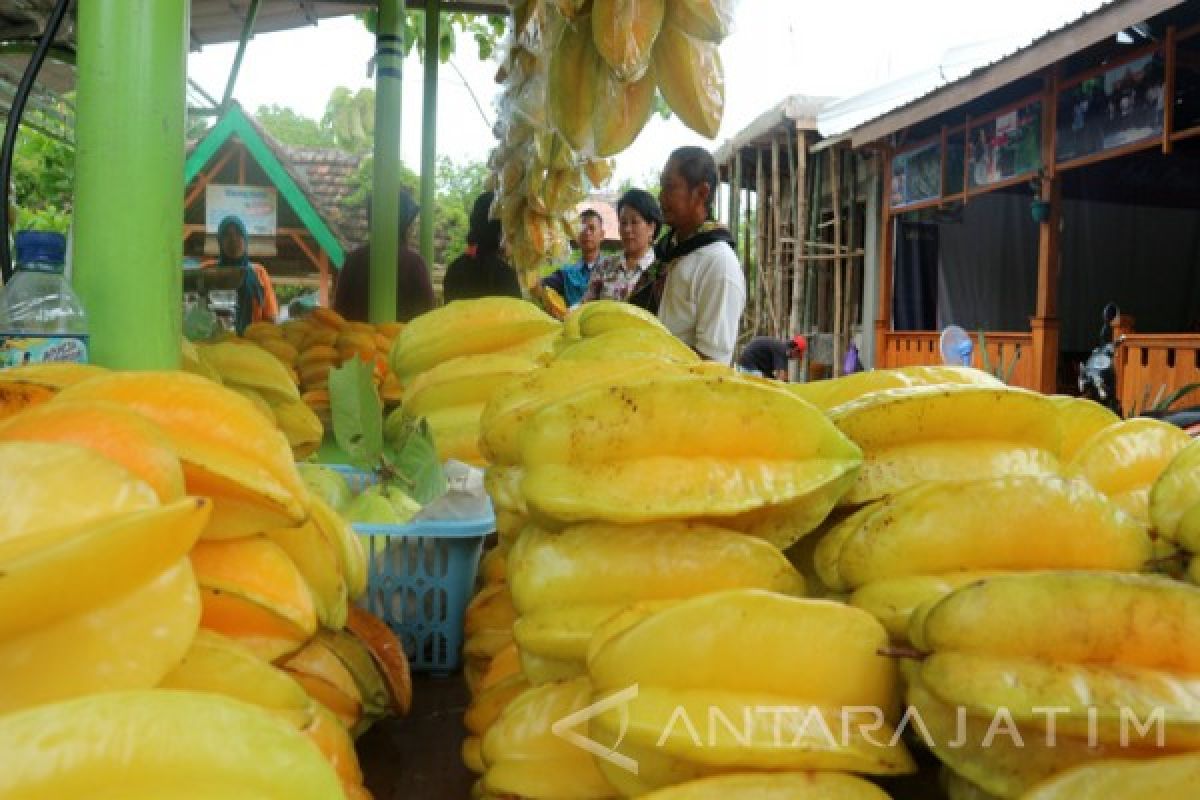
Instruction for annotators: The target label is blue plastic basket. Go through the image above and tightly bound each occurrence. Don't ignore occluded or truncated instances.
[327,465,493,674]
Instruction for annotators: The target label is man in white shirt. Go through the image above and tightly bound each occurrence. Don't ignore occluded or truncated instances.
[654,147,746,364]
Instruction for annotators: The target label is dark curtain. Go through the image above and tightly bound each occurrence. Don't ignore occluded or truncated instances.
[893,221,939,330]
[1059,198,1200,350]
[936,192,1039,333]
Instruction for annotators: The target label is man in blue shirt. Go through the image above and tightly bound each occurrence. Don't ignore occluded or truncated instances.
[542,208,604,310]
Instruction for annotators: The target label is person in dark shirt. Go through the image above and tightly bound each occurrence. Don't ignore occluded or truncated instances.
[542,208,604,311]
[333,188,435,323]
[737,335,806,381]
[443,191,522,303]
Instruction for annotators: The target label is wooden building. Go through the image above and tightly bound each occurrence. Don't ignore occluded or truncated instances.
[826,0,1200,410]
[184,104,358,304]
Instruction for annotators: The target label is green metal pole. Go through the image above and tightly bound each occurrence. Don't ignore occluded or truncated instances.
[418,1,440,267]
[370,0,404,323]
[74,0,187,369]
[221,0,261,110]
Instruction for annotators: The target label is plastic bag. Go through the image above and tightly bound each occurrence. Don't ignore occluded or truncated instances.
[591,0,665,81]
[183,294,219,342]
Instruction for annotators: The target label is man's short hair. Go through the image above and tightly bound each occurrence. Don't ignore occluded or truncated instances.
[580,208,603,228]
[667,146,719,216]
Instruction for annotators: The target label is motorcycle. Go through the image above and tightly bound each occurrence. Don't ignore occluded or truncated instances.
[1078,303,1121,415]
[1079,303,1200,436]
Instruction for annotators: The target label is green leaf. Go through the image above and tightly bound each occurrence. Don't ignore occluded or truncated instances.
[382,415,447,505]
[977,330,994,377]
[328,357,384,470]
[652,91,673,120]
[1002,345,1021,385]
[1152,382,1200,413]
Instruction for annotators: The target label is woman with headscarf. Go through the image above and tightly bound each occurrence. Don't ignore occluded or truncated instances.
[206,215,279,333]
[580,188,664,312]
[442,191,521,302]
[333,188,434,322]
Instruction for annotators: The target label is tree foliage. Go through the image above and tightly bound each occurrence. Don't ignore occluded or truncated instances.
[253,89,375,155]
[342,153,487,266]
[11,124,73,233]
[359,10,507,63]
[433,156,489,261]
[254,104,338,149]
[321,88,375,155]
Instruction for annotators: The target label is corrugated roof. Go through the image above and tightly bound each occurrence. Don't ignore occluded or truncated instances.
[815,33,1048,138]
[818,0,1187,146]
[714,94,833,166]
[0,1,509,54]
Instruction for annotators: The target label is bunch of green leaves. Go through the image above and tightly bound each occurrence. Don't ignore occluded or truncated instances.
[14,205,70,234]
[10,123,73,233]
[254,104,339,149]
[328,357,446,504]
[1129,382,1200,418]
[274,283,316,306]
[359,11,507,62]
[977,330,1021,385]
[321,88,376,155]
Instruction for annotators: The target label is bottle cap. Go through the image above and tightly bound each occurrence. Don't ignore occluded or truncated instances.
[14,231,67,267]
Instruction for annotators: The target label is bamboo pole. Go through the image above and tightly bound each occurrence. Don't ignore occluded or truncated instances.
[800,251,864,260]
[831,145,844,377]
[728,155,739,236]
[742,182,752,298]
[771,134,783,337]
[789,130,808,381]
[804,147,822,355]
[755,147,766,335]
[844,150,859,370]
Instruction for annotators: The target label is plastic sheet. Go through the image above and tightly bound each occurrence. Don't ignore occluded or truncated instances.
[591,0,665,82]
[665,0,735,43]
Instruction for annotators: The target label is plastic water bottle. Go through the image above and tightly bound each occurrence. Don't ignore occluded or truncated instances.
[0,231,89,367]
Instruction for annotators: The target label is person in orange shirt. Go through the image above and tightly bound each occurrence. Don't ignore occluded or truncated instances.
[206,215,279,333]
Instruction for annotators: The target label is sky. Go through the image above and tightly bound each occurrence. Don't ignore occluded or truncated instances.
[187,0,1107,186]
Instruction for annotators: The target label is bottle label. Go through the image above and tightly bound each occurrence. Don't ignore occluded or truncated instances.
[0,334,89,367]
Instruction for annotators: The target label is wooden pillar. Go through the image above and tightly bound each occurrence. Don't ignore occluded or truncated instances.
[317,250,331,306]
[1031,69,1061,394]
[874,146,895,367]
[1113,314,1136,341]
[789,131,809,381]
[831,145,844,377]
[742,184,752,293]
[729,154,740,239]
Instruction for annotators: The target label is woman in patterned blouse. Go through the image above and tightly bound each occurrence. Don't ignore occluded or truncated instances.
[581,188,664,311]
